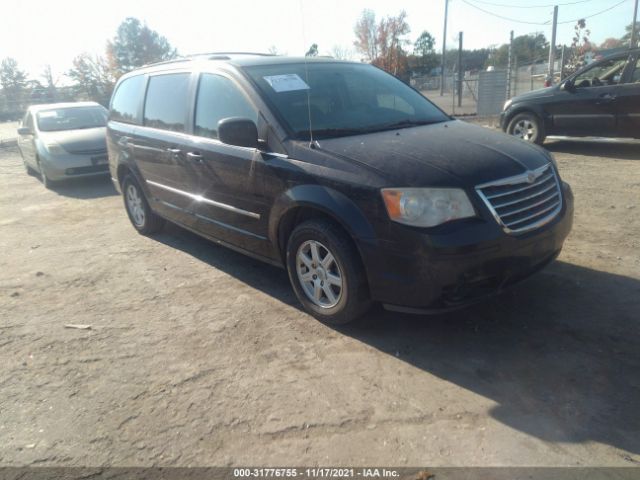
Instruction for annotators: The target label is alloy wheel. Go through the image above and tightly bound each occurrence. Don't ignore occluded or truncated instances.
[295,240,343,308]
[126,184,146,227]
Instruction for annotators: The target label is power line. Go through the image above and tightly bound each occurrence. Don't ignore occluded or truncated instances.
[460,0,629,26]
[465,0,595,9]
[557,0,629,23]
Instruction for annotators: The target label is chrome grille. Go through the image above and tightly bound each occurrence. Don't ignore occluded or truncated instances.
[476,164,562,234]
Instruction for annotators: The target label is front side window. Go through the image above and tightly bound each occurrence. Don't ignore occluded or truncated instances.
[36,106,107,132]
[573,56,628,88]
[244,62,448,140]
[630,58,640,84]
[194,74,257,139]
[144,73,190,132]
[111,75,145,123]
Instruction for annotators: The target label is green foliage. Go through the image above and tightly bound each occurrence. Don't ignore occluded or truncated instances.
[305,44,319,57]
[67,53,115,104]
[107,17,178,76]
[413,31,435,57]
[487,33,549,68]
[0,58,28,94]
[621,21,639,44]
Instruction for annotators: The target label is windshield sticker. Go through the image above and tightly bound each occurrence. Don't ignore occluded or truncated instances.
[263,74,310,93]
[39,111,59,118]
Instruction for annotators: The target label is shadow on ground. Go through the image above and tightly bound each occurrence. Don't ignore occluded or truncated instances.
[49,175,118,199]
[546,138,640,160]
[153,223,640,457]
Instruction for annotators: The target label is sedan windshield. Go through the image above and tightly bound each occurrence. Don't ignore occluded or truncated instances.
[244,62,449,140]
[37,106,107,132]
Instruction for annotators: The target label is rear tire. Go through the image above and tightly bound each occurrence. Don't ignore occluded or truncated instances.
[507,112,546,145]
[122,174,165,235]
[286,219,371,325]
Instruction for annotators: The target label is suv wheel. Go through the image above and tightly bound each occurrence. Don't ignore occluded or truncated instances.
[286,219,371,325]
[122,174,165,234]
[507,112,545,145]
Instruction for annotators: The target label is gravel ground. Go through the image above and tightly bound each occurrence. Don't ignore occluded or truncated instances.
[0,136,639,467]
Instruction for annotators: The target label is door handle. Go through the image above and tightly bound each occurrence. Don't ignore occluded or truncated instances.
[597,93,617,103]
[186,151,203,162]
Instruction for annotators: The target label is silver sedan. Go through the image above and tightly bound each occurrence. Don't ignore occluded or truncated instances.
[17,102,109,188]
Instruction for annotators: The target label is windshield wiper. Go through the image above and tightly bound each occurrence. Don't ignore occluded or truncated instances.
[297,128,368,139]
[372,119,438,131]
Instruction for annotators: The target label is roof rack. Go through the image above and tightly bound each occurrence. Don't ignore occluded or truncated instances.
[142,51,275,69]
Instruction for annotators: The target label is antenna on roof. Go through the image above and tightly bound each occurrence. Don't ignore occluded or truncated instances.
[298,0,315,148]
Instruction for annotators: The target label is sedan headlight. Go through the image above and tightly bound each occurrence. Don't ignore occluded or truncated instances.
[381,188,475,227]
[45,142,67,155]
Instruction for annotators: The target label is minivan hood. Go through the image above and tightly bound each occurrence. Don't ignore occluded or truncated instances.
[39,127,107,153]
[316,120,552,188]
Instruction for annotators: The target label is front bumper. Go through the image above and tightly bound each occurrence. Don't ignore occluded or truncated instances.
[40,151,109,181]
[359,182,574,312]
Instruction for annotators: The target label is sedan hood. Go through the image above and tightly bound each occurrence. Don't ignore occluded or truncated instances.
[316,120,552,188]
[39,127,107,154]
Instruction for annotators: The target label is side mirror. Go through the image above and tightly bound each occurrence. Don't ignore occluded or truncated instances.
[218,118,258,149]
[561,80,574,92]
[17,126,32,136]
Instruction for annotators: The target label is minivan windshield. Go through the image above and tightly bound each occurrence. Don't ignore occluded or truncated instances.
[244,62,449,140]
[37,106,107,132]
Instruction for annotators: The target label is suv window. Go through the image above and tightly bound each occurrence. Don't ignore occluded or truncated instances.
[573,56,628,88]
[194,74,257,139]
[144,73,191,132]
[111,75,145,124]
[630,58,640,83]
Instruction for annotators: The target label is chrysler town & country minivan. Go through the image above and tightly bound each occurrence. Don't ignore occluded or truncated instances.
[107,53,574,324]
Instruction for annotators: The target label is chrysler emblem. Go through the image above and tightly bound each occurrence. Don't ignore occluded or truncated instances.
[527,172,537,183]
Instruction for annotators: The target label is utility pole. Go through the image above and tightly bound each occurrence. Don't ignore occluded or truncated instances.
[440,0,449,96]
[548,5,558,84]
[631,0,639,48]
[458,31,463,107]
[507,30,514,99]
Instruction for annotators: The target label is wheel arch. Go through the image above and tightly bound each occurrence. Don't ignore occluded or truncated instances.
[504,105,548,132]
[270,185,377,265]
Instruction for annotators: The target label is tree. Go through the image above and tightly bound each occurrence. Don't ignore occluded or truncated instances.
[354,10,411,77]
[354,9,378,62]
[41,65,58,102]
[487,33,548,68]
[305,43,319,57]
[413,31,435,57]
[564,19,593,76]
[330,45,353,60]
[107,17,178,77]
[0,58,28,96]
[621,21,640,44]
[599,38,624,50]
[67,53,115,104]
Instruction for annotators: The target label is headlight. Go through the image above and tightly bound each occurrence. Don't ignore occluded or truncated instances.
[381,188,475,227]
[45,143,67,155]
[503,99,512,111]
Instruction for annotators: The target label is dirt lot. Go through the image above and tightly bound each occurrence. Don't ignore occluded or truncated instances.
[1,135,639,467]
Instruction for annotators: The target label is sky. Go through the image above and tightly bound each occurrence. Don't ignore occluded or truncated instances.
[0,0,634,83]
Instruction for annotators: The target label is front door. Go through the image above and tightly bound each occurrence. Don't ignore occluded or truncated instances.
[550,54,629,136]
[615,55,640,138]
[186,72,271,256]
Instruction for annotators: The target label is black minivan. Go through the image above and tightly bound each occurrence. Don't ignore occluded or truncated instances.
[107,53,573,324]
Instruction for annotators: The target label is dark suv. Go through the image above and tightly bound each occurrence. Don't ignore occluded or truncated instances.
[501,48,640,144]
[107,53,574,324]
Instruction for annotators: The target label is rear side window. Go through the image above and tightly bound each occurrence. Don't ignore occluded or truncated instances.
[144,73,190,132]
[111,75,145,124]
[194,74,257,139]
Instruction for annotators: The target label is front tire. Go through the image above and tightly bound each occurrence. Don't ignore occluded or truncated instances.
[507,112,546,145]
[286,219,371,325]
[38,161,57,189]
[122,174,165,235]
